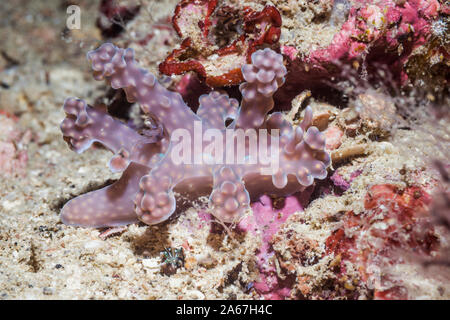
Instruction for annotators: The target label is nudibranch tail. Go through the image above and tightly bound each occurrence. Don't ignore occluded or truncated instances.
[61,163,148,227]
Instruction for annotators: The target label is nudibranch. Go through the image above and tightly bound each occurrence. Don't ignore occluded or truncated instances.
[60,43,330,227]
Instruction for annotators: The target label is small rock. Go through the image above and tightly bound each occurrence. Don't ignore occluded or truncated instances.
[169,277,184,289]
[142,258,159,269]
[196,253,217,269]
[324,125,344,150]
[83,240,104,250]
[331,144,367,163]
[184,256,197,270]
[312,111,331,131]
[43,287,53,295]
[186,290,205,300]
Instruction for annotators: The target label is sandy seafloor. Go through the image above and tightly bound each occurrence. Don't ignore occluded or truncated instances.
[0,0,449,300]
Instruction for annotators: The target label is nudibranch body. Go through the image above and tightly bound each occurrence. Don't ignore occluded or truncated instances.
[60,43,330,227]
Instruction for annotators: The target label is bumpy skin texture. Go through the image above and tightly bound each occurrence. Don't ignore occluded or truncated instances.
[196,91,238,129]
[61,98,163,172]
[60,43,330,227]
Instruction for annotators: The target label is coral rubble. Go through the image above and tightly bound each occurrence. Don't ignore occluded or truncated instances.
[324,184,440,299]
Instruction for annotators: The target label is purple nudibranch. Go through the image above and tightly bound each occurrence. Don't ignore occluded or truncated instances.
[60,43,330,227]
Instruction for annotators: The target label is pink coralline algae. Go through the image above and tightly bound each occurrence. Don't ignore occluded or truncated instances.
[60,43,330,227]
[239,192,313,300]
[280,0,447,104]
[330,169,362,192]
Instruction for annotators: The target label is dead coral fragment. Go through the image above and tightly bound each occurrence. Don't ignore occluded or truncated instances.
[159,0,282,87]
[331,144,367,163]
[325,184,439,299]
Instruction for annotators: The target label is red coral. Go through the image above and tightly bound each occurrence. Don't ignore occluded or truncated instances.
[325,184,440,299]
[159,0,282,87]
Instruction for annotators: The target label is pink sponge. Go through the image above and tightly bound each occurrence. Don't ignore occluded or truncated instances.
[239,192,313,299]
